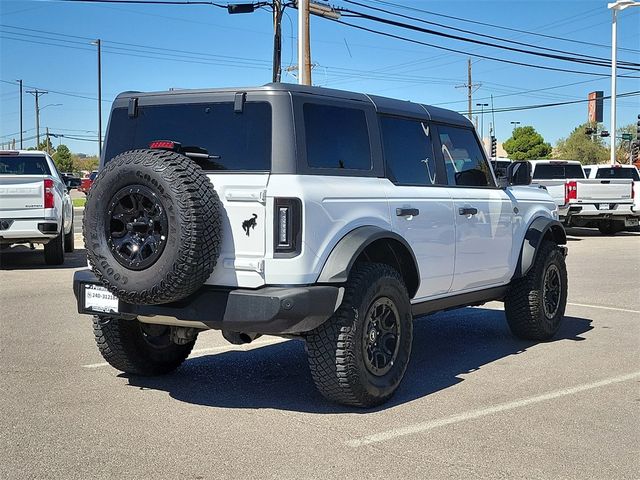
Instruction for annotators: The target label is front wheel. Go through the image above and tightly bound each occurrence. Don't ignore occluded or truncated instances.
[505,241,567,340]
[305,263,413,408]
[92,316,196,375]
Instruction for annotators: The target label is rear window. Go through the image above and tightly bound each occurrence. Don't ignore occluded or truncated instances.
[303,103,371,170]
[533,164,585,179]
[595,167,639,181]
[103,102,271,171]
[0,155,51,175]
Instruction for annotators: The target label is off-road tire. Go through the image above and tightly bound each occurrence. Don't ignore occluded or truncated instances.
[92,316,195,375]
[64,217,74,253]
[305,263,413,408]
[598,220,624,236]
[44,230,64,265]
[83,149,222,305]
[505,241,567,340]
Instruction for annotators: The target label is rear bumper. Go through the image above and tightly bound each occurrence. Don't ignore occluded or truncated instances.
[0,218,59,242]
[72,269,343,335]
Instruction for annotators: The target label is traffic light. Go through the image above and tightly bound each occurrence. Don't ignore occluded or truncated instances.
[490,136,497,158]
[632,141,639,164]
[637,114,640,141]
[585,127,595,135]
[600,130,610,137]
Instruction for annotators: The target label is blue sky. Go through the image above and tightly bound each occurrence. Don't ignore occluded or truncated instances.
[0,0,638,156]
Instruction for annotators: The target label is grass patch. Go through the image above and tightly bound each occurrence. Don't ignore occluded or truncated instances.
[72,198,86,208]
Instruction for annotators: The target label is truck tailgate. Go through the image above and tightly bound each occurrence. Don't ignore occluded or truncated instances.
[0,175,45,218]
[576,179,633,204]
[531,180,565,207]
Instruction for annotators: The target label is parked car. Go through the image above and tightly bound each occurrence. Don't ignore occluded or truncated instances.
[78,170,98,195]
[529,159,634,234]
[73,83,567,407]
[583,164,639,232]
[0,150,74,264]
[61,172,81,190]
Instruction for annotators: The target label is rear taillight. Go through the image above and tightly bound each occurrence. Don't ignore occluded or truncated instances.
[44,179,55,209]
[564,180,577,205]
[274,198,302,257]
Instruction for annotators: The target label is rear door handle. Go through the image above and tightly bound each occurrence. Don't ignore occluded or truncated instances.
[458,207,478,216]
[396,208,419,217]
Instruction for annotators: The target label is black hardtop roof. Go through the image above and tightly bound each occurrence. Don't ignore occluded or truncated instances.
[115,83,471,127]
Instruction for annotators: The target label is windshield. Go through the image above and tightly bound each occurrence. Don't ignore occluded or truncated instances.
[103,101,272,171]
[533,164,585,179]
[595,167,639,181]
[0,155,51,175]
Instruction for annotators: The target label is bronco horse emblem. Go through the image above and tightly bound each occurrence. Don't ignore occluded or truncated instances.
[242,213,258,236]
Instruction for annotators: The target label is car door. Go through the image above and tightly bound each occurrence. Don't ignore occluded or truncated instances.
[435,123,514,292]
[380,115,455,299]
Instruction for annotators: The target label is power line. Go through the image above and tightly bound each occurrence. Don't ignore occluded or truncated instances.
[57,0,227,7]
[335,7,640,72]
[331,19,637,78]
[368,0,640,55]
[342,0,640,68]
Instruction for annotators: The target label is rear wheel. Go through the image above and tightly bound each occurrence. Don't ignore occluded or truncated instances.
[598,220,624,235]
[64,217,74,253]
[305,263,413,408]
[505,241,567,340]
[92,316,196,375]
[44,230,64,265]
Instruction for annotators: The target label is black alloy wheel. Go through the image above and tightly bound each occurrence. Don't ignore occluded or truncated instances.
[106,185,169,271]
[542,264,562,319]
[362,297,401,376]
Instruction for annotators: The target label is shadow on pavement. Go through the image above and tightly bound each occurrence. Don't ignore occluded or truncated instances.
[125,307,593,414]
[0,245,87,270]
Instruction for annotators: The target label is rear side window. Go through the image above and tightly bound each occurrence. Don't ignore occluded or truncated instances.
[103,102,271,171]
[380,116,437,186]
[438,125,493,187]
[0,155,51,175]
[533,164,585,179]
[583,168,591,177]
[303,103,371,170]
[596,167,639,181]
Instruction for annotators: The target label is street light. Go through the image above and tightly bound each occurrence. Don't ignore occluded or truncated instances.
[39,103,61,150]
[510,121,521,129]
[476,103,489,140]
[607,0,639,165]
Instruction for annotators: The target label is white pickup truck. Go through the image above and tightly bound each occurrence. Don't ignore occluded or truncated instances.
[530,160,634,234]
[583,164,640,232]
[0,150,74,264]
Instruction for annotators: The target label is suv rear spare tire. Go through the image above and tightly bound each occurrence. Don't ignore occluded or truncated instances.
[83,149,222,305]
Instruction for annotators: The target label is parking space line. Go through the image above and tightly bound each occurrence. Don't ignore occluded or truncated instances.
[567,302,640,314]
[81,337,288,369]
[346,371,640,447]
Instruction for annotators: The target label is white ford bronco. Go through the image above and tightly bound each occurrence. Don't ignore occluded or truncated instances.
[73,84,568,407]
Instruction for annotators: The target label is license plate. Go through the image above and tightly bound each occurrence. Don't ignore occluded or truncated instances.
[625,218,639,227]
[84,284,119,314]
[599,204,610,210]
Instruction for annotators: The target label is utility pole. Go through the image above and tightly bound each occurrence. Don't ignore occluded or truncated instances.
[18,79,23,149]
[26,89,47,148]
[93,39,103,157]
[46,127,51,154]
[456,58,481,121]
[298,0,311,85]
[273,0,282,82]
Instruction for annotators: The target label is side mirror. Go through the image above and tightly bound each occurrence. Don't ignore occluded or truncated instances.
[506,161,532,186]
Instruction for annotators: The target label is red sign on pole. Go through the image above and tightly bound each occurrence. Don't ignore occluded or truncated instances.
[588,91,604,123]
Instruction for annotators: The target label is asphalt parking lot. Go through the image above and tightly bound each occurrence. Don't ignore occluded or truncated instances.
[1,228,638,479]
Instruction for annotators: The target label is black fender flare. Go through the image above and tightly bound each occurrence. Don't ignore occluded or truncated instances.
[514,216,567,279]
[316,225,420,287]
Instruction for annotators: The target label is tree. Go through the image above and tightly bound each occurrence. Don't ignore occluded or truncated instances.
[54,144,74,172]
[503,126,552,160]
[616,123,635,164]
[72,154,99,173]
[554,123,608,164]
